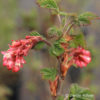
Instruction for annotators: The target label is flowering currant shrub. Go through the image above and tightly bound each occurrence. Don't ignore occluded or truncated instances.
[1,0,100,100]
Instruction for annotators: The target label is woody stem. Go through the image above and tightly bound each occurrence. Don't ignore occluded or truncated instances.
[42,39,51,46]
[57,21,74,40]
[63,20,72,33]
[57,14,62,26]
[64,23,74,35]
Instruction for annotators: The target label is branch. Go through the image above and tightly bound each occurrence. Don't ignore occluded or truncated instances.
[63,19,72,33]
[57,14,62,26]
[52,57,64,100]
[57,78,64,96]
[64,23,74,36]
[57,21,74,40]
[42,39,52,46]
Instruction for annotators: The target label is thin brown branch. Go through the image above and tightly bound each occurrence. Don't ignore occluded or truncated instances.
[57,14,62,26]
[53,57,64,100]
[42,40,51,46]
[57,21,74,40]
[57,78,64,95]
[64,23,74,36]
[63,19,72,33]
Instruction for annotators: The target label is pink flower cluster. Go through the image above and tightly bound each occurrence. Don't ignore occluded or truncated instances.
[1,36,43,72]
[72,47,91,68]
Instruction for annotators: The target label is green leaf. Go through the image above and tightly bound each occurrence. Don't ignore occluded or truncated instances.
[41,68,57,81]
[78,12,99,25]
[30,31,46,49]
[30,31,41,36]
[49,44,64,56]
[70,34,86,48]
[34,41,45,50]
[37,0,59,10]
[49,38,66,56]
[68,84,94,100]
[56,38,66,43]
[48,26,62,36]
[78,17,91,25]
[21,10,38,29]
[59,11,67,16]
[79,12,98,20]
[57,96,64,100]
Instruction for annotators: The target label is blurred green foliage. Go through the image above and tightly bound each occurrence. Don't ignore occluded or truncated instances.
[21,10,38,30]
[0,0,19,99]
[0,0,17,47]
[26,81,37,92]
[57,96,64,100]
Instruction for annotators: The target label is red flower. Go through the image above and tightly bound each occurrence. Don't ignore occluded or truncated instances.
[72,46,91,68]
[1,36,43,72]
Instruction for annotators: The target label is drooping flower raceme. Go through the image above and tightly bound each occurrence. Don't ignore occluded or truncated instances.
[1,36,43,72]
[71,46,91,68]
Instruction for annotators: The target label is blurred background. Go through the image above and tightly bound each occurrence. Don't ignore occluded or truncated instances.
[0,0,100,100]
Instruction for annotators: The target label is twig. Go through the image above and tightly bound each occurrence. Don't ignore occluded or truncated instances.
[57,21,74,40]
[57,14,62,26]
[57,78,64,96]
[63,18,72,33]
[42,40,51,46]
[64,23,74,36]
[53,57,64,100]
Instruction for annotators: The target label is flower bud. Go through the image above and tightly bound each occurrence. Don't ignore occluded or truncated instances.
[49,76,59,96]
